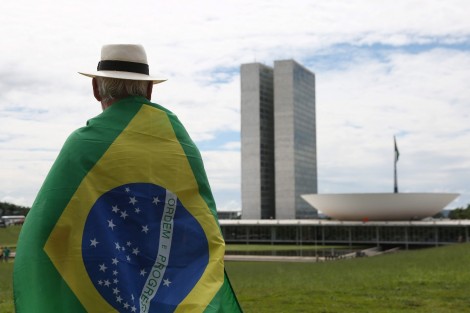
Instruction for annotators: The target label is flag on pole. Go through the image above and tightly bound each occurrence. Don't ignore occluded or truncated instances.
[394,136,400,163]
[14,96,242,313]
[393,135,399,193]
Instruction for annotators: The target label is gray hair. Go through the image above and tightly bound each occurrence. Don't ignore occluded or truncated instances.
[96,77,149,103]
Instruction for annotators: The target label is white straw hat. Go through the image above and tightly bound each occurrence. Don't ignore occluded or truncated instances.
[79,44,166,84]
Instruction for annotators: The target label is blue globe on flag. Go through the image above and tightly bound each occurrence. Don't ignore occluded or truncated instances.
[82,183,209,312]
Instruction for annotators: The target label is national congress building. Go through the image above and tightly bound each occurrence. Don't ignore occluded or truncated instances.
[241,60,317,219]
[233,60,465,250]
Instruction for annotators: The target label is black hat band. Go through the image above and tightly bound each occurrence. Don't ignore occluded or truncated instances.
[97,60,149,75]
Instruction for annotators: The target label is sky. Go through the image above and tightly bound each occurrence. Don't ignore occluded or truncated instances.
[1,0,469,213]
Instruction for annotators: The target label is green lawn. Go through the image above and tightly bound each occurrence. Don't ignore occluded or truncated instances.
[226,244,470,313]
[0,262,14,313]
[0,226,19,313]
[3,226,470,312]
[0,225,21,249]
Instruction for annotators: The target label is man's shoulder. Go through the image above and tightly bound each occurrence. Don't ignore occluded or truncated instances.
[99,96,179,124]
[64,97,189,148]
[134,98,186,129]
[141,99,178,120]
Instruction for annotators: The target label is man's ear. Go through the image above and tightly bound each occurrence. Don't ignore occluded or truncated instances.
[92,78,102,101]
[146,82,153,100]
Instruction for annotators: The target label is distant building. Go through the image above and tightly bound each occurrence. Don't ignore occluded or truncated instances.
[301,193,459,221]
[1,215,25,226]
[241,63,275,219]
[241,60,317,219]
[217,210,242,220]
[220,219,470,248]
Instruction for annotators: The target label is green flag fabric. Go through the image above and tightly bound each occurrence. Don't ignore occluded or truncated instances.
[14,96,242,313]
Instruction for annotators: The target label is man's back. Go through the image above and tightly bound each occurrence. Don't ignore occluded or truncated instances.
[14,96,240,312]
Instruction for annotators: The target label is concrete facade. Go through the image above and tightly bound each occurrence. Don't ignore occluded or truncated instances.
[240,63,275,219]
[220,219,470,248]
[301,193,459,221]
[274,60,317,219]
[240,60,317,219]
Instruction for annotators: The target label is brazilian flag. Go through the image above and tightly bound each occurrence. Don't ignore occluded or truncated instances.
[14,96,242,313]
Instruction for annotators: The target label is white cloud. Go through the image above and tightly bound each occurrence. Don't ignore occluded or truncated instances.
[1,0,469,211]
[200,150,241,212]
[200,150,240,191]
[221,141,241,150]
[316,48,470,209]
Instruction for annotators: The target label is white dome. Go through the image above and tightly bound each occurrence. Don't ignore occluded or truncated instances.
[301,193,459,221]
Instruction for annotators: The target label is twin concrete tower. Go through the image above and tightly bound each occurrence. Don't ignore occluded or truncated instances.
[241,60,318,219]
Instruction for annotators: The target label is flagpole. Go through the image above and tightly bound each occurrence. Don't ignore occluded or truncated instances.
[394,159,398,193]
[394,136,398,193]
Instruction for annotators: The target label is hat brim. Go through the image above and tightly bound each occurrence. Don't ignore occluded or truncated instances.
[79,71,166,84]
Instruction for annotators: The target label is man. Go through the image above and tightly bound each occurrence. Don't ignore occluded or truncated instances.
[14,44,242,312]
[3,246,10,262]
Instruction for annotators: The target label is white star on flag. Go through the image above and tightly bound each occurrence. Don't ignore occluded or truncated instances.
[112,258,119,265]
[104,280,111,287]
[142,225,149,233]
[129,196,138,205]
[112,205,119,213]
[140,269,147,276]
[99,264,107,272]
[135,207,141,214]
[120,210,128,219]
[152,196,161,205]
[132,247,140,255]
[125,187,130,193]
[90,238,99,247]
[107,219,116,230]
[163,278,171,287]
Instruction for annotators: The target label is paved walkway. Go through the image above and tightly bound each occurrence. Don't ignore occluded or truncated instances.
[225,255,326,263]
[224,247,400,263]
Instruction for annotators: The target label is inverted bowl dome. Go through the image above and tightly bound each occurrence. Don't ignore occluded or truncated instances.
[301,193,459,221]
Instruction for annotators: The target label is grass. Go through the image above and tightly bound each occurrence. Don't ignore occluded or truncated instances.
[0,226,19,313]
[3,226,470,312]
[0,262,14,313]
[226,244,470,312]
[0,225,21,249]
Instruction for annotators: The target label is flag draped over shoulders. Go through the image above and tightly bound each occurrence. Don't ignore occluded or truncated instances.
[14,96,242,313]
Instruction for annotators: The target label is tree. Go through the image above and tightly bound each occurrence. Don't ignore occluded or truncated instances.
[448,204,470,220]
[0,202,30,217]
